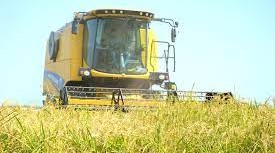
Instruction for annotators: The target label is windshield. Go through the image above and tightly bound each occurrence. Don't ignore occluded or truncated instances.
[86,18,148,75]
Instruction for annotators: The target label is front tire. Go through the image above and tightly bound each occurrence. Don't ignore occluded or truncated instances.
[60,88,68,105]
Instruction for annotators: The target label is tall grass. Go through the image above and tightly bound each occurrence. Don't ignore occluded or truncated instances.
[0,101,274,152]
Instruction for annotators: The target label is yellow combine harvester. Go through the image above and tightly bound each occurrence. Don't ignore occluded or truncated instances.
[43,9,232,108]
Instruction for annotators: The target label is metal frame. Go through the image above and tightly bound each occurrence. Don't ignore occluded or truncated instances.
[150,41,176,72]
[64,86,233,105]
[152,18,178,28]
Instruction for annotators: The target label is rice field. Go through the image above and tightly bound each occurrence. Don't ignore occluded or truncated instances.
[0,101,274,152]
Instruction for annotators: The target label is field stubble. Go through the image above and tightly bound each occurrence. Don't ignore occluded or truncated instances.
[0,101,274,152]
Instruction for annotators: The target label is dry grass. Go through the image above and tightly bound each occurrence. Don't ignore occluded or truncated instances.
[0,101,274,152]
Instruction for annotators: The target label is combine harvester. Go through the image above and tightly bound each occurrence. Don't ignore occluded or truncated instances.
[43,9,232,109]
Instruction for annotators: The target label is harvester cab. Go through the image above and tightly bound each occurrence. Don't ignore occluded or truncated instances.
[43,9,232,108]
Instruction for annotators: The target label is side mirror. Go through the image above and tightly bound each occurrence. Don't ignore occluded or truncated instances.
[71,19,78,34]
[171,28,176,42]
[175,22,179,27]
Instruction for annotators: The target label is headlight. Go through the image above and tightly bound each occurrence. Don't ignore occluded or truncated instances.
[79,68,91,77]
[159,74,165,80]
[83,70,90,76]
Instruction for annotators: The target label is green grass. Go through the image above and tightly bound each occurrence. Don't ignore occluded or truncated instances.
[0,101,274,152]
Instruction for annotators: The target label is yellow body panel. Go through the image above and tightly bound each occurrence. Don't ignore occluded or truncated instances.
[45,24,84,81]
[70,25,84,81]
[140,29,158,72]
[44,24,84,96]
[148,30,158,72]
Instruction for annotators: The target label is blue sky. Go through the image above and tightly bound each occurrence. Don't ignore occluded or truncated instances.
[0,0,274,105]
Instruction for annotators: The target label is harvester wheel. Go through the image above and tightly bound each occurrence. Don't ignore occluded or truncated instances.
[60,88,68,105]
